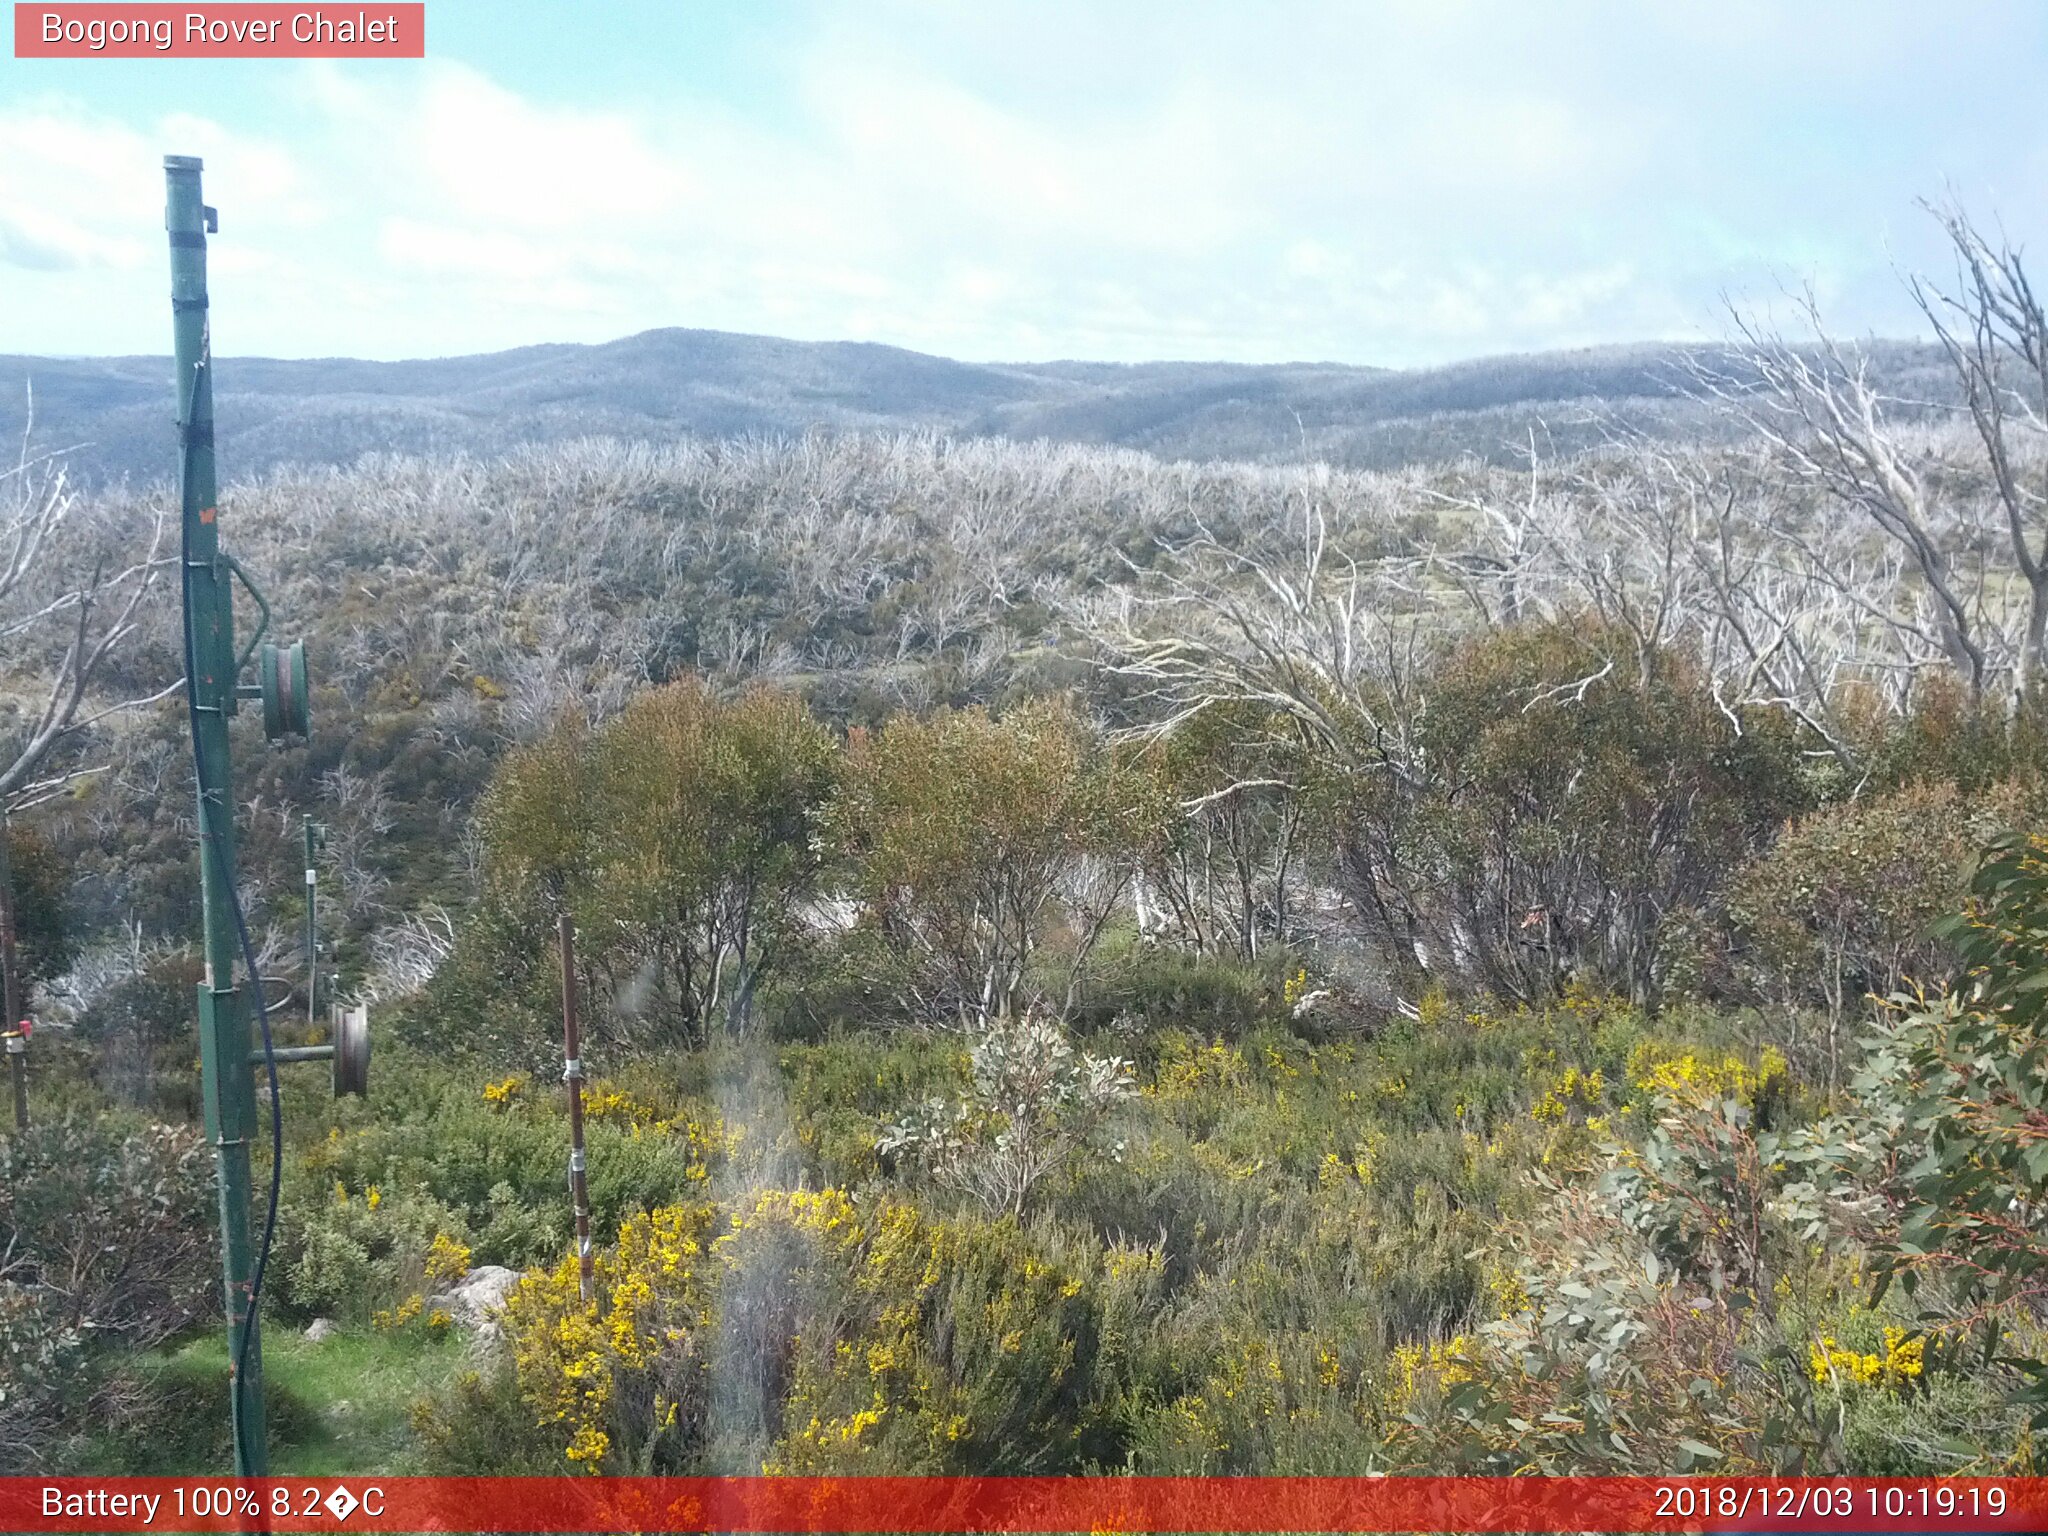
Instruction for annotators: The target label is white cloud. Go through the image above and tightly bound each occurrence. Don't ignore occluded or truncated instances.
[1,2,2042,364]
[0,106,161,273]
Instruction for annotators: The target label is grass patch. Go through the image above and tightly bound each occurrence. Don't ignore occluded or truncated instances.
[85,1324,468,1475]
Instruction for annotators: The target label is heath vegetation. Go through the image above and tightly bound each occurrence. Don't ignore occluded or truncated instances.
[3,200,2047,1476]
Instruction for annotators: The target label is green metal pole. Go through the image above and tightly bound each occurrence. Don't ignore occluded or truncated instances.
[167,155,265,1475]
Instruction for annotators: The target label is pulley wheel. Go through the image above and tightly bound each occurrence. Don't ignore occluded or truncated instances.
[332,1003,370,1098]
[261,639,310,743]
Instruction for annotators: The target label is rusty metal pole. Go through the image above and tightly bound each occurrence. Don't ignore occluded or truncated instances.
[559,913,594,1303]
[4,1037,23,1132]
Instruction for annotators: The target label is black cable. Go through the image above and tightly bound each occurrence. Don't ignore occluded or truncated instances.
[179,364,284,1475]
[224,830,284,1470]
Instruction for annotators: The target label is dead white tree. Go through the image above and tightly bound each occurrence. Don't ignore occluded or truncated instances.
[1692,312,1997,694]
[1694,202,2047,715]
[356,903,458,1006]
[1092,493,1437,762]
[1083,490,1446,973]
[1442,436,1894,770]
[1910,197,2048,703]
[0,410,174,1032]
[0,425,175,814]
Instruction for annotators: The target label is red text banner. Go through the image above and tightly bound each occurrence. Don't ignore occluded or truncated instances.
[14,5,424,58]
[1,1476,2043,1534]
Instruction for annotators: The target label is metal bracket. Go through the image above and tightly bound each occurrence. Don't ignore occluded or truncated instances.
[226,554,271,675]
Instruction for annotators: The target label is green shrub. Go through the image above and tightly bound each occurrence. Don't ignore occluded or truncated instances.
[475,681,838,1048]
[79,1340,317,1474]
[1069,942,1282,1037]
[410,1365,566,1474]
[1822,832,2048,1426]
[833,697,1140,1023]
[69,947,202,1110]
[778,1032,970,1188]
[1335,620,1811,1003]
[0,1116,216,1470]
[757,928,918,1042]
[274,1180,475,1323]
[0,1115,214,1347]
[284,1051,723,1271]
[1839,1372,2028,1475]
[1847,673,2048,798]
[1724,780,2024,1034]
[1394,1052,2019,1476]
[0,1280,87,1470]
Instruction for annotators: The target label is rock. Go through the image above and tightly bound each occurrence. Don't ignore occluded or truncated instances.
[1289,987,1332,1020]
[303,1317,337,1342]
[429,1264,521,1338]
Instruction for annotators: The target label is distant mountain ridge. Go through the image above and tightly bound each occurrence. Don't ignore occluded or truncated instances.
[0,326,1948,485]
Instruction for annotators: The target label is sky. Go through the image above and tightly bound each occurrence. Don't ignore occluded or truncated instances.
[1,0,2045,367]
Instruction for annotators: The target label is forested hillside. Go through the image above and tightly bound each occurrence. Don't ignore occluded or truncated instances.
[4,208,2047,1480]
[0,329,1954,485]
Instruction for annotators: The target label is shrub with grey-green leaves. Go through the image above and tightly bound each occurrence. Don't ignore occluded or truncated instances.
[879,1010,1135,1216]
[0,1280,87,1470]
[0,1117,214,1470]
[0,1116,214,1348]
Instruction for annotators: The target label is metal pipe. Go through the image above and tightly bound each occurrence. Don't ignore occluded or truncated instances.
[250,1045,334,1065]
[559,913,594,1304]
[167,153,266,1477]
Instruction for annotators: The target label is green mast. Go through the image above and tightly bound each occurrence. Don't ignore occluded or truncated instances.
[166,154,267,1475]
[166,155,328,1477]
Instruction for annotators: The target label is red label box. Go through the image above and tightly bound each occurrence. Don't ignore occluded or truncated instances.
[14,3,425,57]
[3,1476,2045,1534]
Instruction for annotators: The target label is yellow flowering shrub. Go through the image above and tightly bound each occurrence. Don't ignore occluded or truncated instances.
[501,1202,717,1473]
[425,1232,472,1285]
[1282,968,1310,1008]
[765,1198,1120,1474]
[491,1186,1141,1476]
[1809,1326,1925,1391]
[1317,1132,1383,1190]
[1382,1336,1475,1412]
[1530,1066,1605,1124]
[482,1074,527,1106]
[582,1083,662,1126]
[1147,1035,1249,1101]
[1130,1292,1390,1475]
[1528,1065,1619,1171]
[1626,1041,1787,1109]
[372,1292,423,1331]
